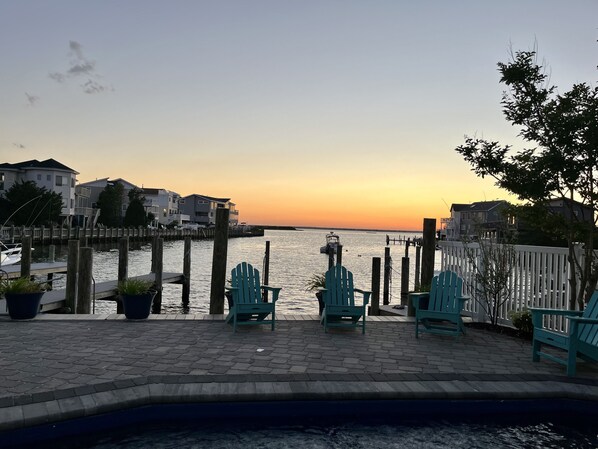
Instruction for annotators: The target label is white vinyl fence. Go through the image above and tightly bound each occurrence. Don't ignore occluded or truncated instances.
[438,241,577,329]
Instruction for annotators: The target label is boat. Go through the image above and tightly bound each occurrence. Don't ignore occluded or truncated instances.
[320,232,340,254]
[0,241,23,266]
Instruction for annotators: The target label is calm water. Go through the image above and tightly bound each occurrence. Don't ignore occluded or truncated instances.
[34,228,432,315]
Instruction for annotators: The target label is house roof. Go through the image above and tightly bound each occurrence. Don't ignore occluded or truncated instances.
[450,203,470,212]
[78,177,138,189]
[0,158,78,174]
[183,194,231,203]
[467,200,507,212]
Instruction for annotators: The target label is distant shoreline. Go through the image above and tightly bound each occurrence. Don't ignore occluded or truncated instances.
[254,225,420,234]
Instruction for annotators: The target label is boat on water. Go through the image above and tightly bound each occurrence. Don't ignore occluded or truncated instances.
[320,232,340,254]
[0,242,23,266]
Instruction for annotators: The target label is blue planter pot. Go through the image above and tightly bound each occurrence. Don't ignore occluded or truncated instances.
[5,292,44,320]
[121,291,156,320]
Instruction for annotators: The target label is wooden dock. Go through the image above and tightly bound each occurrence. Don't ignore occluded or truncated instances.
[0,271,185,314]
[1,262,68,279]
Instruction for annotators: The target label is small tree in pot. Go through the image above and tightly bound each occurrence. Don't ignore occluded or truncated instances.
[117,278,156,320]
[0,276,47,320]
[306,273,326,315]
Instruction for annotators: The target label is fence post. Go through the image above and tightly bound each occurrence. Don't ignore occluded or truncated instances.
[209,208,230,315]
[370,257,381,316]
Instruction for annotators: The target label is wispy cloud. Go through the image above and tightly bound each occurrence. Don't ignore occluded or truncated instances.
[25,92,39,106]
[48,40,113,94]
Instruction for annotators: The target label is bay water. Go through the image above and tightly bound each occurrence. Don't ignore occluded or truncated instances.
[35,228,431,315]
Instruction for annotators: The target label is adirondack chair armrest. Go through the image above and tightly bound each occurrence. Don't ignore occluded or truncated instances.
[225,286,238,292]
[410,292,429,310]
[530,307,583,328]
[457,295,470,303]
[568,316,598,325]
[354,288,371,306]
[261,285,282,302]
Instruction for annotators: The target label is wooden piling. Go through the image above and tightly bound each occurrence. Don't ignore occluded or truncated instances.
[151,238,164,314]
[66,240,79,313]
[336,244,343,266]
[370,257,381,316]
[262,240,270,302]
[383,246,391,305]
[46,245,56,290]
[20,236,32,278]
[117,237,129,314]
[328,249,334,269]
[182,237,191,306]
[209,208,230,315]
[76,247,93,314]
[421,218,436,288]
[414,245,421,292]
[400,256,409,306]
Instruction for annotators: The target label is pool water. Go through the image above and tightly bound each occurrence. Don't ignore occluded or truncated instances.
[4,400,597,448]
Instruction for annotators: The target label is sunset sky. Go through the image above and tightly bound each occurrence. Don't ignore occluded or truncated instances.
[1,1,597,231]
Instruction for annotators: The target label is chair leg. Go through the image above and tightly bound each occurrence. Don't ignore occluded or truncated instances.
[233,313,237,333]
[415,319,419,338]
[271,310,275,331]
[566,349,577,376]
[532,339,541,362]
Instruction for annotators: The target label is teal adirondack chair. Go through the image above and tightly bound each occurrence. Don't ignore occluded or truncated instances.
[410,270,469,338]
[531,290,598,376]
[225,262,281,332]
[320,264,371,334]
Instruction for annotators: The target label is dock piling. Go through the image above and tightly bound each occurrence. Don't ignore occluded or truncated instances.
[370,257,381,316]
[421,218,436,288]
[209,208,230,315]
[183,237,191,305]
[20,236,32,278]
[66,240,79,313]
[383,247,391,305]
[76,247,93,314]
[151,238,164,314]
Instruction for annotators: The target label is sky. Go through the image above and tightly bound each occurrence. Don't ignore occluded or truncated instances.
[1,1,597,231]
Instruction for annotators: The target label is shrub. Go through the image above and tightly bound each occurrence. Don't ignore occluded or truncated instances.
[509,308,533,337]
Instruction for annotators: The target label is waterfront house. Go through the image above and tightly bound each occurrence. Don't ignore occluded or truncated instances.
[141,188,190,227]
[0,158,78,225]
[180,194,239,227]
[443,200,511,241]
[77,177,139,225]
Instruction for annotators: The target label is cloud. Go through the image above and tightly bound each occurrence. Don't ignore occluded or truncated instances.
[25,92,39,106]
[48,41,112,94]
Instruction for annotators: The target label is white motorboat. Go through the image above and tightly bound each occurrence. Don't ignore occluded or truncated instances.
[0,242,23,266]
[320,232,340,254]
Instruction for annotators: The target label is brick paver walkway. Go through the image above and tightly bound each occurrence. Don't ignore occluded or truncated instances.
[0,316,596,433]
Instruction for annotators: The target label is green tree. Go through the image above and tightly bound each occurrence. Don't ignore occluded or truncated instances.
[455,50,598,309]
[124,188,148,227]
[97,182,124,227]
[0,180,63,226]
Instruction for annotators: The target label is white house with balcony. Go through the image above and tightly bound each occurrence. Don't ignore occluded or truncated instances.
[77,177,139,224]
[0,158,78,225]
[141,188,189,226]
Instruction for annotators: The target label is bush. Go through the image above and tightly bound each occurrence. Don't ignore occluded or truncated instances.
[509,309,533,337]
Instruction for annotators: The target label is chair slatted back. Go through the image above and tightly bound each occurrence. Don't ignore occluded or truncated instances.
[324,265,355,306]
[428,271,464,313]
[579,291,598,346]
[230,262,261,305]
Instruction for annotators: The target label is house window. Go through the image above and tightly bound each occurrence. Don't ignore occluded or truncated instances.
[71,178,75,188]
[70,199,74,208]
[37,174,42,181]
[47,174,51,181]
[56,176,64,186]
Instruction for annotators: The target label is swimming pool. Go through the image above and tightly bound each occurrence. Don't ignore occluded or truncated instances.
[3,399,597,448]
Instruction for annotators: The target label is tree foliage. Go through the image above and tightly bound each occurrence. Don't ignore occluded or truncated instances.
[97,182,124,227]
[455,50,598,309]
[124,188,148,227]
[0,180,63,226]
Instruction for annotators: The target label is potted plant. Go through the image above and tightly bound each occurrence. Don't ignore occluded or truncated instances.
[306,273,326,315]
[0,276,47,320]
[117,278,156,320]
